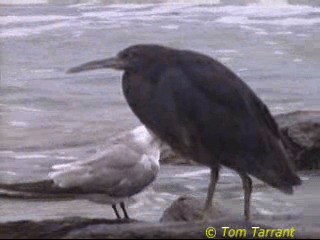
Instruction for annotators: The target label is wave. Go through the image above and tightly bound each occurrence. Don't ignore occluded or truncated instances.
[1,3,319,39]
[0,21,82,38]
[0,15,77,25]
[216,16,320,26]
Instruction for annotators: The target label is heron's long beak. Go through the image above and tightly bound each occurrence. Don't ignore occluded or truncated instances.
[67,57,124,74]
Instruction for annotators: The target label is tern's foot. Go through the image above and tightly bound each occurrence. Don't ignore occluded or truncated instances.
[123,217,138,223]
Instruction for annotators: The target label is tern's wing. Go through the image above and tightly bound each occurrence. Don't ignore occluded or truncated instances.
[49,143,159,196]
[105,152,160,198]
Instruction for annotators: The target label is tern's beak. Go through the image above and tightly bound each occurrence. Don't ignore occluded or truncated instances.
[67,57,125,74]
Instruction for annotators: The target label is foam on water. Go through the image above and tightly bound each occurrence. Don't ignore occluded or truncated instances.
[95,3,155,10]
[166,0,221,4]
[1,3,320,39]
[275,31,293,35]
[174,169,210,178]
[161,24,179,30]
[220,172,236,177]
[257,208,276,216]
[264,40,278,45]
[14,154,48,159]
[10,121,28,127]
[238,68,249,72]
[214,49,238,54]
[54,156,78,160]
[1,171,17,176]
[216,15,320,26]
[31,69,56,73]
[255,31,268,35]
[274,50,285,55]
[293,58,303,63]
[211,4,320,18]
[0,21,79,38]
[297,33,309,37]
[0,15,77,25]
[6,106,42,112]
[0,0,46,4]
[80,3,319,22]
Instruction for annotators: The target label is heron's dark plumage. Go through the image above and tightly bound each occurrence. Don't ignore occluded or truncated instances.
[118,45,301,193]
[67,44,301,220]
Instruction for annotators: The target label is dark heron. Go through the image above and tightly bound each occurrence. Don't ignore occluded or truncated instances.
[67,44,302,221]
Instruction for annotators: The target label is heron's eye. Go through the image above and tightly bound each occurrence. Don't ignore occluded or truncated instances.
[121,52,129,59]
[130,51,139,58]
[121,51,136,59]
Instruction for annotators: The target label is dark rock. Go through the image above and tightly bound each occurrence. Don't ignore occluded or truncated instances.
[0,218,130,239]
[160,196,229,222]
[0,197,317,239]
[275,111,320,170]
[160,144,195,165]
[0,217,303,239]
[65,220,275,239]
[161,111,320,171]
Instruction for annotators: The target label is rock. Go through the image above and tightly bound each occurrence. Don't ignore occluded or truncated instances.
[161,110,320,171]
[160,196,229,222]
[0,196,318,239]
[275,111,320,170]
[65,220,274,239]
[160,144,195,165]
[0,218,128,239]
[0,217,303,239]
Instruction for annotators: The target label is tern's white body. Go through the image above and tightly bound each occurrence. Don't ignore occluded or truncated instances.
[48,125,161,205]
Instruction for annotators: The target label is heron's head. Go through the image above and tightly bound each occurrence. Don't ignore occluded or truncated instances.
[67,44,169,74]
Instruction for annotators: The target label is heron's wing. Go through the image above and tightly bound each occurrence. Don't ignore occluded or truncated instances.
[149,65,300,192]
[181,55,281,139]
[170,57,281,148]
[151,66,265,157]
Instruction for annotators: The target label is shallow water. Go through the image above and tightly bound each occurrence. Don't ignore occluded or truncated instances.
[1,165,319,227]
[0,0,319,225]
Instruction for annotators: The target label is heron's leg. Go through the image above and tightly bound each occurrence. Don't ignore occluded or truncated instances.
[112,204,121,219]
[120,202,130,219]
[202,167,220,221]
[239,173,252,221]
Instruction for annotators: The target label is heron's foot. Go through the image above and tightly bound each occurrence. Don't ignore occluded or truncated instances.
[200,203,214,222]
[201,210,212,222]
[239,173,252,223]
[243,201,251,222]
[200,167,219,223]
[244,212,251,222]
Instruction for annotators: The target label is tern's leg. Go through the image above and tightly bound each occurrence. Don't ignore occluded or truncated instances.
[120,202,130,219]
[239,173,252,221]
[202,167,220,221]
[112,204,121,219]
